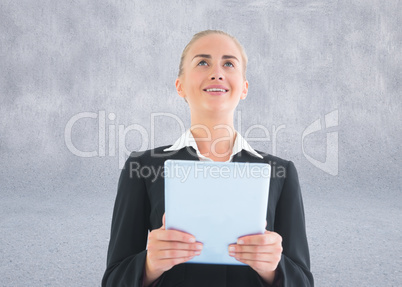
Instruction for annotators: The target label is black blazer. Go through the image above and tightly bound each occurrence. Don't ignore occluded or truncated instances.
[102,146,314,287]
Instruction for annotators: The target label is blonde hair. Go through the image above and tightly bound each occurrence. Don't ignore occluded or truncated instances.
[178,30,248,80]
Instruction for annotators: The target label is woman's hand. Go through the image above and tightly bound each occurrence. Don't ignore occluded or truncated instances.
[144,214,203,286]
[228,229,282,285]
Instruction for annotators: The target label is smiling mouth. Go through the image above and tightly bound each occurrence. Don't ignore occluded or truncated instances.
[203,88,228,92]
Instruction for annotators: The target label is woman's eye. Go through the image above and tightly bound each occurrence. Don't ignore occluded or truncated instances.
[198,60,208,66]
[224,62,234,67]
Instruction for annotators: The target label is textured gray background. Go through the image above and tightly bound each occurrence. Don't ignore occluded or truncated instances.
[1,1,401,286]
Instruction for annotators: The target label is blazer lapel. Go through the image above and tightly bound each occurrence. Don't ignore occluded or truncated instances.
[182,146,201,161]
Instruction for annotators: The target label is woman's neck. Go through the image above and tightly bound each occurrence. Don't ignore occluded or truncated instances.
[190,115,236,162]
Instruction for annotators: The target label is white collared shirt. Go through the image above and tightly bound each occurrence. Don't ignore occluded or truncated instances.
[163,129,263,162]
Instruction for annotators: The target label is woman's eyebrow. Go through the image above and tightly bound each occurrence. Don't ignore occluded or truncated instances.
[192,54,211,61]
[192,54,239,62]
[222,55,239,62]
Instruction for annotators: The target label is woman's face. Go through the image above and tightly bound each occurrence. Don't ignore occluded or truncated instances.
[176,34,248,118]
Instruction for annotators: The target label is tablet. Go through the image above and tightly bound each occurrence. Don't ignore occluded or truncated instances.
[164,159,271,265]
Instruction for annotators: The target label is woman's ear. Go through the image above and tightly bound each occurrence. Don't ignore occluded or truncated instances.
[175,78,186,98]
[240,80,248,100]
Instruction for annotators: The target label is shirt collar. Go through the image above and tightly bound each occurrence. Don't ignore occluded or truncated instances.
[163,129,263,160]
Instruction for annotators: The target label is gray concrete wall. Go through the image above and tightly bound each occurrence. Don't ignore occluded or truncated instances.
[1,1,400,286]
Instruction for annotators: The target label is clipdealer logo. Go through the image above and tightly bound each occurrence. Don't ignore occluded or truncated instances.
[64,110,339,176]
[127,161,273,183]
[64,111,285,169]
[302,110,339,176]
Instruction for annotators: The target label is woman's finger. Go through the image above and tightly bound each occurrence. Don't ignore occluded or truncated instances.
[150,229,197,243]
[231,250,282,263]
[162,213,166,230]
[156,248,202,260]
[228,244,276,254]
[155,241,203,251]
[237,231,282,246]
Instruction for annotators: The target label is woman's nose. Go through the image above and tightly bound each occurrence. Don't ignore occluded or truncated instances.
[211,75,223,80]
[210,66,224,80]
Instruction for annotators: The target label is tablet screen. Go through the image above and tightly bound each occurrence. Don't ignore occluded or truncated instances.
[164,160,271,265]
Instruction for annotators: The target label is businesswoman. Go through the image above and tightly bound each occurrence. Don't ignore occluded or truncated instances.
[102,30,314,286]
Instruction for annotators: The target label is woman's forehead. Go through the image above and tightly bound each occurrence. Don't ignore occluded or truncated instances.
[187,34,242,59]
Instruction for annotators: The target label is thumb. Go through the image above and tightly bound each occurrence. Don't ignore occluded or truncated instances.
[161,213,166,230]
